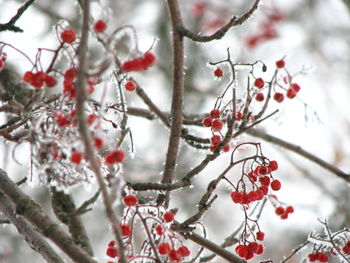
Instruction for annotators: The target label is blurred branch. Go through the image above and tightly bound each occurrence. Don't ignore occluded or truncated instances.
[157,0,185,206]
[178,0,260,42]
[0,0,35,33]
[74,1,127,262]
[51,188,94,255]
[0,169,96,263]
[0,192,65,263]
[247,129,350,182]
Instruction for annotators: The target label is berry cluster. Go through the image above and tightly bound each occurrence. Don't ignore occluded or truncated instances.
[253,59,302,103]
[121,52,156,72]
[235,242,264,260]
[22,71,57,89]
[105,150,125,165]
[230,161,280,206]
[307,252,329,262]
[274,205,294,220]
[246,9,284,48]
[157,243,191,262]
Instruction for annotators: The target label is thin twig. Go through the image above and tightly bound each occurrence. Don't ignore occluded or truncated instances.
[0,0,35,32]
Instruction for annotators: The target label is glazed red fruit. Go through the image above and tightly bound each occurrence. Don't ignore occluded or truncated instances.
[342,246,350,254]
[64,68,77,79]
[214,67,223,77]
[308,253,317,262]
[105,150,125,164]
[94,20,107,33]
[236,245,249,258]
[286,88,297,99]
[211,119,223,132]
[106,247,118,258]
[276,59,285,68]
[223,144,230,152]
[256,244,264,255]
[169,249,182,261]
[44,74,57,87]
[268,160,278,171]
[254,78,265,89]
[143,52,156,67]
[318,253,328,262]
[210,109,221,118]
[70,152,82,164]
[155,225,164,235]
[271,179,281,191]
[93,137,103,149]
[22,71,34,83]
[275,207,285,215]
[286,206,294,214]
[61,30,76,44]
[231,192,242,203]
[259,176,270,186]
[255,93,265,101]
[158,243,171,255]
[163,212,174,223]
[211,135,221,145]
[123,195,138,206]
[248,242,259,253]
[290,83,301,92]
[273,92,284,103]
[256,231,265,241]
[125,81,136,91]
[120,224,132,236]
[178,246,191,257]
[202,117,212,127]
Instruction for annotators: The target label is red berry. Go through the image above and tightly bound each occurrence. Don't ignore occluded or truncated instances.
[64,68,77,80]
[248,242,259,253]
[236,245,249,258]
[211,119,223,132]
[318,253,328,262]
[202,117,212,127]
[108,240,115,247]
[255,92,265,101]
[286,206,294,214]
[223,144,230,152]
[155,225,164,235]
[275,207,285,216]
[87,114,97,125]
[22,71,34,83]
[259,186,268,195]
[256,244,264,255]
[259,176,270,186]
[158,243,171,255]
[236,111,242,121]
[256,165,269,175]
[125,81,136,92]
[169,249,182,261]
[44,74,57,87]
[276,59,285,68]
[286,88,296,99]
[308,253,317,262]
[120,224,132,236]
[70,152,82,164]
[254,78,265,89]
[142,52,156,67]
[268,160,278,171]
[163,212,174,223]
[61,30,76,44]
[93,137,104,149]
[123,195,138,206]
[112,150,125,162]
[290,83,301,92]
[273,92,284,103]
[106,247,118,258]
[122,58,144,72]
[231,192,242,204]
[256,231,265,241]
[214,67,223,77]
[210,109,220,118]
[342,245,350,254]
[177,246,191,257]
[94,20,107,33]
[271,179,281,191]
[210,135,221,145]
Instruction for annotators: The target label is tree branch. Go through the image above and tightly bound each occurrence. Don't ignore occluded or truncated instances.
[74,1,127,262]
[0,0,35,32]
[157,0,185,206]
[247,129,349,181]
[177,0,261,42]
[0,193,64,263]
[0,169,96,263]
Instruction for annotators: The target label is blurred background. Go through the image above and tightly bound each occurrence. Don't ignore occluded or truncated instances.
[1,0,350,262]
